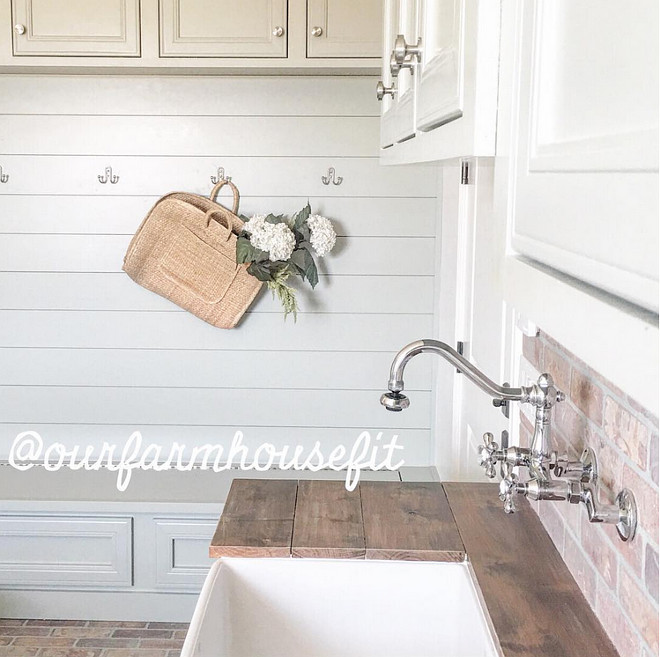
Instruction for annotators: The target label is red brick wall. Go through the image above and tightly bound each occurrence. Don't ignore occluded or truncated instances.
[520,330,658,657]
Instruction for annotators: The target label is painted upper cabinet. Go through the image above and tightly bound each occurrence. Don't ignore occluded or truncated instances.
[379,0,500,164]
[1,0,381,70]
[307,0,382,58]
[11,0,140,56]
[503,0,659,312]
[160,0,287,57]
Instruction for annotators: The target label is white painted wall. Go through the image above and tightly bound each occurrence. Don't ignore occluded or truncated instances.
[0,75,437,466]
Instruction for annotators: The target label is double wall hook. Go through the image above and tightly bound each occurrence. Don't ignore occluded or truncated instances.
[98,166,119,184]
[0,166,8,183]
[211,167,231,184]
[321,167,343,186]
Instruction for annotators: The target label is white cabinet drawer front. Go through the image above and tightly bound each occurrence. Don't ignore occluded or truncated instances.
[11,0,141,56]
[160,0,287,57]
[307,0,382,58]
[155,518,217,590]
[0,516,133,587]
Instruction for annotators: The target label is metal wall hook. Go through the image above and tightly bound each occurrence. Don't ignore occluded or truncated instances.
[211,167,231,184]
[321,167,343,186]
[0,166,8,183]
[98,166,119,184]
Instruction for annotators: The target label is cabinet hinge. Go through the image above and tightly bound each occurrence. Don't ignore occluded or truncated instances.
[456,341,465,373]
[460,161,470,185]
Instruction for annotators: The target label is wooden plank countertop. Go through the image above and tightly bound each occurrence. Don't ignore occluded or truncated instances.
[210,479,465,561]
[210,479,620,657]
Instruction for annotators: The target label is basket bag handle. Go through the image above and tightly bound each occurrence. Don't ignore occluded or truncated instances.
[204,209,233,242]
[209,179,240,215]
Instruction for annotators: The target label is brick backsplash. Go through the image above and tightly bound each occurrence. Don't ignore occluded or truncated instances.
[520,330,659,657]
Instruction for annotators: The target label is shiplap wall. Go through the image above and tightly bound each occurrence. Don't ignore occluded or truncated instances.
[0,75,437,466]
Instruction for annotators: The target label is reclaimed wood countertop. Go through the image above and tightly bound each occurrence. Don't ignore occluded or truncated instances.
[210,479,619,657]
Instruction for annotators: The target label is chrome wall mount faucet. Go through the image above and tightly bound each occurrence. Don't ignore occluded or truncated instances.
[381,339,638,542]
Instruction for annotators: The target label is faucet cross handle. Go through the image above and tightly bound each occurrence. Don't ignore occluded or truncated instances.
[499,469,519,514]
[478,432,500,479]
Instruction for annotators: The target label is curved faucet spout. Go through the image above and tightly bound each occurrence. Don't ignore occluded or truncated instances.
[386,339,526,402]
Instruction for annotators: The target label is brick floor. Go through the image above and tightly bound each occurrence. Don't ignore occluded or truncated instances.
[0,620,189,657]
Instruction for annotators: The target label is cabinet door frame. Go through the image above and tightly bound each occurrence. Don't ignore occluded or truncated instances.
[11,0,141,56]
[415,0,463,132]
[159,0,288,58]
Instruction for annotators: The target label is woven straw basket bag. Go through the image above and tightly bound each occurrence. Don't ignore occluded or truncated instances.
[123,180,263,329]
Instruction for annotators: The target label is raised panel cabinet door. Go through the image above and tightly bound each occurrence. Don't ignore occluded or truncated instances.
[160,0,287,57]
[0,515,133,587]
[415,0,462,131]
[508,0,659,312]
[11,0,140,56]
[307,0,382,58]
[154,518,217,590]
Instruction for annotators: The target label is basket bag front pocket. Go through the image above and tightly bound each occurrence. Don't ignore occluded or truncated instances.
[159,223,238,305]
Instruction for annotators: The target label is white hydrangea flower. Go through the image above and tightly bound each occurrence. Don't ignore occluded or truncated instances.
[306,214,337,257]
[242,214,270,251]
[244,215,296,262]
[265,222,296,262]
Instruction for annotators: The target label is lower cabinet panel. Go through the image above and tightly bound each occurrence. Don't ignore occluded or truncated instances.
[0,515,133,587]
[154,518,217,590]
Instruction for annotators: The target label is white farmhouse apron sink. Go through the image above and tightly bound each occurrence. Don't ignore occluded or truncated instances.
[182,558,500,657]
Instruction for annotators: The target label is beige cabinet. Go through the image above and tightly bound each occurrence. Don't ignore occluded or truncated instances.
[160,0,287,58]
[11,0,141,56]
[307,0,382,58]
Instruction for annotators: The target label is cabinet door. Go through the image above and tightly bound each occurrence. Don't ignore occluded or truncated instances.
[160,0,287,57]
[507,0,659,311]
[416,0,462,131]
[307,0,382,58]
[11,0,140,56]
[0,515,133,587]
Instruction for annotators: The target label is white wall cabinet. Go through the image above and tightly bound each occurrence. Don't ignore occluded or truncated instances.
[0,0,381,71]
[378,0,500,163]
[11,0,141,56]
[307,0,382,59]
[160,0,287,58]
[501,0,659,313]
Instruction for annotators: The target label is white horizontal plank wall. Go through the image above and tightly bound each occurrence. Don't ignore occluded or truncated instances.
[0,75,437,467]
